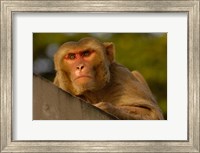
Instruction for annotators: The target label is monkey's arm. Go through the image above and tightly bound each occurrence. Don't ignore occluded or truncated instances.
[94,102,164,120]
[132,70,154,96]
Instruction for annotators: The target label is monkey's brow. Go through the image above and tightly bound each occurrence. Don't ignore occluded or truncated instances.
[67,48,92,53]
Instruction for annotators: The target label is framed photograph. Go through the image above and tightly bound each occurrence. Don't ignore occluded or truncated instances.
[1,0,199,152]
[32,33,167,120]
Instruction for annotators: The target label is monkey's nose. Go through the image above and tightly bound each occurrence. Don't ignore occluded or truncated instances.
[76,64,84,70]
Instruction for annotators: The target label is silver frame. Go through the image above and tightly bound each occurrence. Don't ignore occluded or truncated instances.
[1,0,199,152]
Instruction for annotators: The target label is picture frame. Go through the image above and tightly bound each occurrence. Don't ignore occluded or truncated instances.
[1,0,199,152]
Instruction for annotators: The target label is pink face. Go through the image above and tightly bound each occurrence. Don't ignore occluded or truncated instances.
[63,49,96,85]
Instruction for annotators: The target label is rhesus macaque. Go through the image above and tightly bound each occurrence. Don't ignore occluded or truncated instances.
[53,37,164,120]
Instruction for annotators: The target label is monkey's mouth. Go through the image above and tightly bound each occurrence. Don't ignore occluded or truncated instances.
[74,75,93,81]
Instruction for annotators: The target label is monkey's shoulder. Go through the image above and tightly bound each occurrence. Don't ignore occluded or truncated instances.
[109,62,156,103]
[110,63,139,82]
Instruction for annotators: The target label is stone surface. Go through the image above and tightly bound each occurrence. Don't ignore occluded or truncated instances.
[33,75,117,120]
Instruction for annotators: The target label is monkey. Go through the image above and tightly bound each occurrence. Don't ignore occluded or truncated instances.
[53,37,164,120]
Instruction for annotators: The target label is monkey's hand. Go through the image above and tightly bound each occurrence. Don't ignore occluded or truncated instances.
[94,102,162,120]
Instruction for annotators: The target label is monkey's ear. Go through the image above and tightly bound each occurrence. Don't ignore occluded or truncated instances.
[103,42,115,63]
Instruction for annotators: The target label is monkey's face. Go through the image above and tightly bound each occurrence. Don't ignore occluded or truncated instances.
[54,37,114,95]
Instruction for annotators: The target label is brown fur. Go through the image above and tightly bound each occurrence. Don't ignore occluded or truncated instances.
[54,37,164,120]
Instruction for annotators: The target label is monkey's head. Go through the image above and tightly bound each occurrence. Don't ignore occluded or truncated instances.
[54,37,115,95]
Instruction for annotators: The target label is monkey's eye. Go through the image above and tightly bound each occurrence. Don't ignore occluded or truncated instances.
[82,50,91,57]
[68,53,76,60]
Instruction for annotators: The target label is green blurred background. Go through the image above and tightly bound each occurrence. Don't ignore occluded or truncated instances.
[33,33,167,119]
